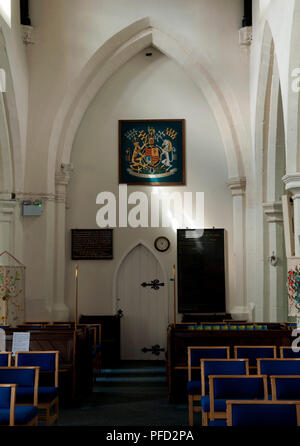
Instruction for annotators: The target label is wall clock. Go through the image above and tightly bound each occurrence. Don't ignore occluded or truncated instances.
[154,236,170,252]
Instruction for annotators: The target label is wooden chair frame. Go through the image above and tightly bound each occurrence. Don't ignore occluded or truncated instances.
[257,358,300,375]
[0,352,12,367]
[15,351,59,426]
[226,400,300,426]
[0,383,16,426]
[200,359,249,426]
[234,345,277,370]
[270,375,300,401]
[209,374,268,422]
[187,346,230,427]
[279,346,300,358]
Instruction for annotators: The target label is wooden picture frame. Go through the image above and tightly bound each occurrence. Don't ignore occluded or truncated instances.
[119,119,186,185]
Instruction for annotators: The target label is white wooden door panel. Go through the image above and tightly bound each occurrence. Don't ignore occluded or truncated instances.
[117,244,167,360]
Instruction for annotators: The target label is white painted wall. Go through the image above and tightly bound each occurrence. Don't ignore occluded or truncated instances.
[25,0,249,193]
[65,49,233,318]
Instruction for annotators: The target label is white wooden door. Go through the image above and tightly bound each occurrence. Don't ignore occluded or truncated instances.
[116,244,168,360]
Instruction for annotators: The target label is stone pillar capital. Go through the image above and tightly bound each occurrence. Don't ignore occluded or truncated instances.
[282,173,300,197]
[55,164,73,203]
[263,201,283,223]
[227,177,246,196]
[55,164,73,187]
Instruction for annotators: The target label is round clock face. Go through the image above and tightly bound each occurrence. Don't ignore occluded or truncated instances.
[154,236,170,252]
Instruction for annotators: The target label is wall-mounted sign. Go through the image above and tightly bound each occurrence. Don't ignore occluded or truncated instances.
[71,229,113,260]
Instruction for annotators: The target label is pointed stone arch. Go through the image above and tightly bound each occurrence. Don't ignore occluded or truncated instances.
[48,17,247,192]
[286,1,300,172]
[0,28,23,196]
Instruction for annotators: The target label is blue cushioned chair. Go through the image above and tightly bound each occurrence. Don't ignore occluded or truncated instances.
[234,346,276,369]
[187,347,230,426]
[280,346,300,358]
[226,400,300,426]
[0,384,38,426]
[257,358,300,394]
[271,375,300,401]
[15,351,59,426]
[200,359,249,426]
[0,352,12,367]
[207,375,268,424]
[0,366,39,407]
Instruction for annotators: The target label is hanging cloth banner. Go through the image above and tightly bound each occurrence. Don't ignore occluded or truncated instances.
[0,251,25,328]
[287,258,300,317]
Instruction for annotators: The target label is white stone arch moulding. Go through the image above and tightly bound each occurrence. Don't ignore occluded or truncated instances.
[112,239,169,318]
[48,16,248,192]
[286,1,300,172]
[0,28,23,195]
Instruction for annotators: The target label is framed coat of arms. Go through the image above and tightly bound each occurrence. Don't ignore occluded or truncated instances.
[119,119,185,185]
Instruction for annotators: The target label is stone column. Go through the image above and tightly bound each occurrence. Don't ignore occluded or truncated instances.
[262,202,287,321]
[283,173,300,256]
[227,177,247,319]
[52,165,73,321]
[0,199,22,258]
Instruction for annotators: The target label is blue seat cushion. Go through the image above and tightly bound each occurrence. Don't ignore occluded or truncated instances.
[38,387,59,403]
[187,380,202,395]
[0,406,37,425]
[201,396,227,413]
[15,406,38,424]
[208,420,227,426]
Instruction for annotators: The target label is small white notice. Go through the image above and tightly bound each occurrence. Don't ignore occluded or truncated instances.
[12,332,30,355]
[0,329,6,352]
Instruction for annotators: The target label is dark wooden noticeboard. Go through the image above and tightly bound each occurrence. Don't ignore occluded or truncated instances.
[71,229,113,260]
[177,228,226,313]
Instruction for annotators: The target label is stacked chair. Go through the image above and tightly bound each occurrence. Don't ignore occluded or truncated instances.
[187,346,230,426]
[0,366,39,426]
[0,352,11,366]
[15,351,59,426]
[200,359,249,426]
[0,384,38,426]
[207,375,268,426]
[187,343,300,427]
[234,346,276,372]
[226,401,300,426]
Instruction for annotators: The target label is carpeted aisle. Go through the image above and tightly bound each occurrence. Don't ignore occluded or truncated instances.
[59,361,188,426]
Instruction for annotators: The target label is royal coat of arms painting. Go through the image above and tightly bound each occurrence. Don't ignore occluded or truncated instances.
[119,119,186,185]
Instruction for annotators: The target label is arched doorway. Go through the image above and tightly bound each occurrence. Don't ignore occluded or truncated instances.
[116,242,168,361]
